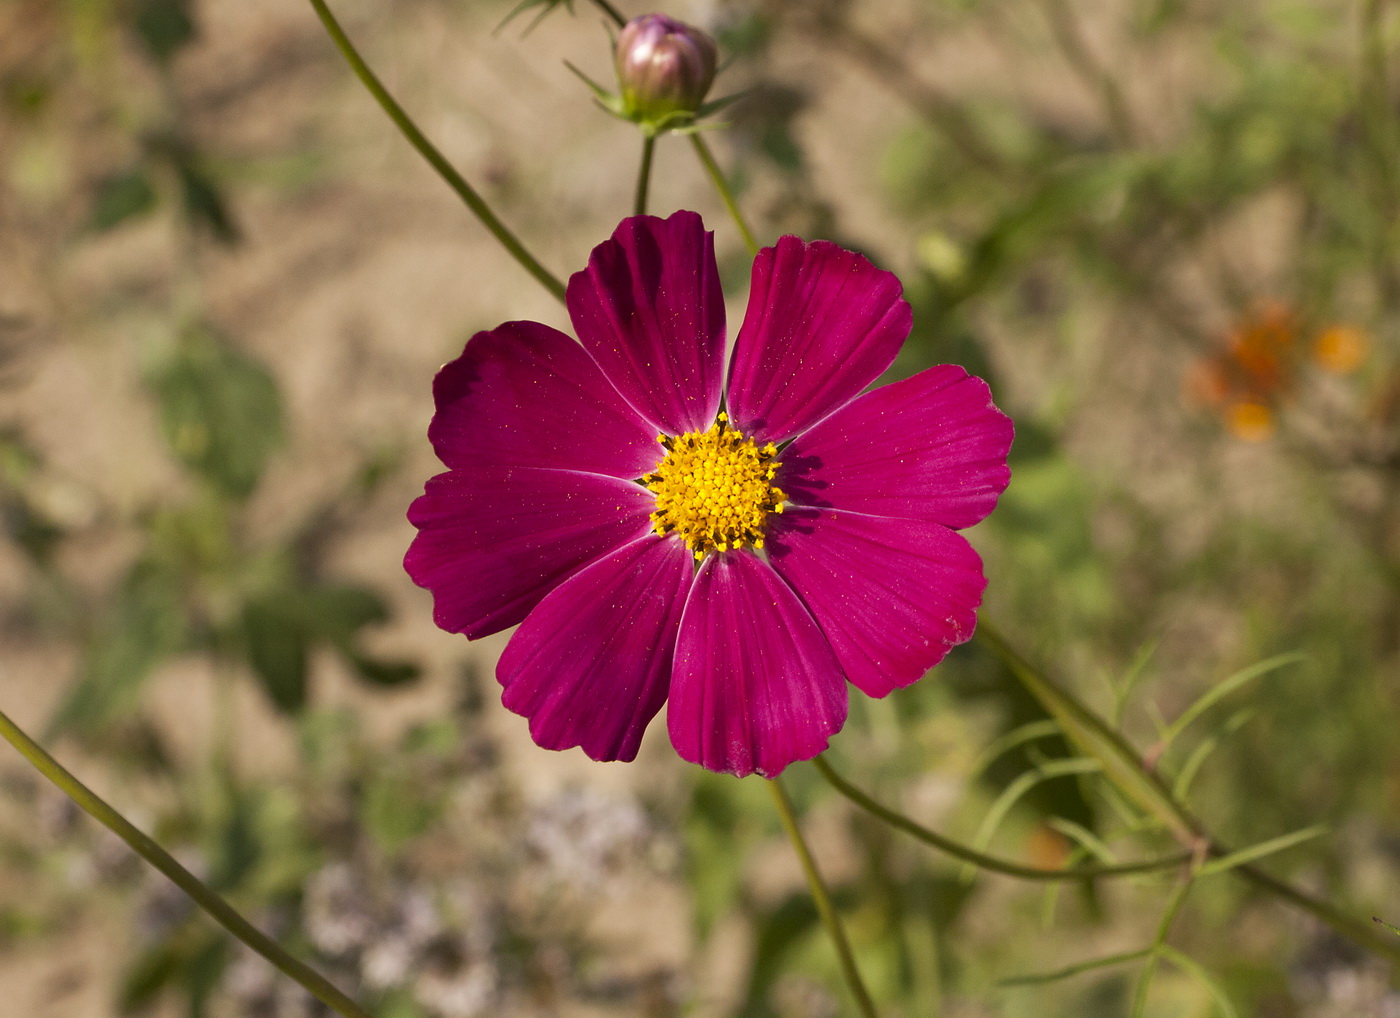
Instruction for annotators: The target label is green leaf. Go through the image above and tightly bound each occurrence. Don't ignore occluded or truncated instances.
[1196,824,1328,878]
[738,894,820,1017]
[304,585,420,690]
[181,935,228,1018]
[496,0,573,34]
[362,768,443,855]
[685,773,766,942]
[120,942,184,1014]
[1159,653,1307,749]
[564,61,620,108]
[131,0,196,62]
[242,593,310,714]
[301,585,388,645]
[1158,946,1240,1018]
[966,719,1062,783]
[977,620,1198,841]
[1171,708,1256,802]
[241,584,419,711]
[999,946,1152,987]
[49,560,187,737]
[961,758,1101,881]
[1046,816,1117,864]
[174,156,239,243]
[149,327,282,499]
[89,169,158,232]
[346,652,420,688]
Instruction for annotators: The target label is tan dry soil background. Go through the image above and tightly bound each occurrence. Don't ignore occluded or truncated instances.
[0,0,1237,1014]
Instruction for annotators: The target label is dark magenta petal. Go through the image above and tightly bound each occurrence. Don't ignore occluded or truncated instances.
[566,212,725,435]
[429,320,661,478]
[768,508,985,698]
[726,235,912,443]
[669,550,847,777]
[782,364,1013,529]
[404,467,655,639]
[497,535,693,762]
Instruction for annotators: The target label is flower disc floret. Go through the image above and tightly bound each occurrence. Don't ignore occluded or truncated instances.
[643,412,784,558]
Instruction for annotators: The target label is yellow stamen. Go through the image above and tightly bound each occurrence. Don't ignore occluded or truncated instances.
[644,416,785,558]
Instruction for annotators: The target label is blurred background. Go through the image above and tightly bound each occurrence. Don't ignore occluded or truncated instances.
[1,0,1398,1014]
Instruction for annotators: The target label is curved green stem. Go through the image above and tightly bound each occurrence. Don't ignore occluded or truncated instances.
[975,614,1400,963]
[691,134,759,256]
[814,756,1190,882]
[0,708,376,1018]
[307,0,566,303]
[634,135,656,216]
[769,777,880,1018]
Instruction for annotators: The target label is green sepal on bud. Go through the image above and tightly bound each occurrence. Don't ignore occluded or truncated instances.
[570,13,739,137]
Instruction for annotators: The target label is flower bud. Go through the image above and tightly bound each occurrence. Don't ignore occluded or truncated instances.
[614,14,718,128]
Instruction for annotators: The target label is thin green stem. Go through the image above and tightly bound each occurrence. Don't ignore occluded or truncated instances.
[634,135,656,216]
[0,708,375,1018]
[1130,875,1194,1018]
[999,946,1153,987]
[815,756,1190,882]
[769,777,880,1018]
[976,614,1400,964]
[586,0,627,28]
[307,0,566,303]
[691,134,759,256]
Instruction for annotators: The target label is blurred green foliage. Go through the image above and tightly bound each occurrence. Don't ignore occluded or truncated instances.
[2,0,1400,1016]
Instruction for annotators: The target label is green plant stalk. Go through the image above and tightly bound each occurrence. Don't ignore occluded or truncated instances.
[634,135,655,216]
[691,135,760,256]
[0,707,376,1018]
[814,755,1190,881]
[306,0,566,303]
[1130,875,1194,1018]
[975,615,1400,963]
[976,615,1198,841]
[769,777,881,1018]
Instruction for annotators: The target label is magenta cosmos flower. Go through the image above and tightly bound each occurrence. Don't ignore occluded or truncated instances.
[405,211,1012,778]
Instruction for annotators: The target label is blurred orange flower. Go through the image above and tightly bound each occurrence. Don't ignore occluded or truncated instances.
[1186,303,1370,441]
[1312,325,1369,375]
[1186,302,1297,442]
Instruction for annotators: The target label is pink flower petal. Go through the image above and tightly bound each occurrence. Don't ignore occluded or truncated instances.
[429,320,661,478]
[669,550,847,777]
[405,467,656,639]
[782,364,1013,529]
[726,236,912,444]
[768,508,985,698]
[566,212,725,435]
[497,535,694,762]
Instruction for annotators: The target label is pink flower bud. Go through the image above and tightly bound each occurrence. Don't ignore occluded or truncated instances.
[614,14,718,125]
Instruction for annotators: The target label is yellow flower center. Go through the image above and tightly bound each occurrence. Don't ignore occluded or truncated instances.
[643,412,785,560]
